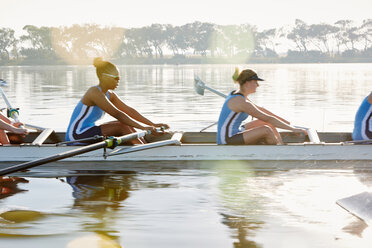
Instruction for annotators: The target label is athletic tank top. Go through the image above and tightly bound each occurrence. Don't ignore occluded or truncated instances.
[65,86,110,142]
[217,91,249,145]
[352,92,372,140]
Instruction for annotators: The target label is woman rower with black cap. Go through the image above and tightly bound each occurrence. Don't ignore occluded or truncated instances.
[217,68,306,145]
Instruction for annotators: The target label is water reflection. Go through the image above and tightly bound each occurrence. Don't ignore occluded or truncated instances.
[211,163,372,247]
[213,162,273,247]
[66,173,134,242]
[0,176,28,199]
[221,213,263,248]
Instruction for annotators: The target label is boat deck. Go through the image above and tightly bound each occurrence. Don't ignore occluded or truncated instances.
[7,131,354,145]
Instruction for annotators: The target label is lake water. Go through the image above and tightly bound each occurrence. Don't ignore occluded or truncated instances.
[0,64,371,247]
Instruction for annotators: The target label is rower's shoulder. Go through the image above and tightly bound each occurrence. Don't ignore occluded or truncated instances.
[228,94,251,111]
[86,86,106,96]
[82,86,103,104]
[229,94,249,104]
[87,85,100,92]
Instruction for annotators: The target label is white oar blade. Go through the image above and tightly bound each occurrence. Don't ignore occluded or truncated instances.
[194,75,205,96]
[337,192,372,224]
[0,79,8,86]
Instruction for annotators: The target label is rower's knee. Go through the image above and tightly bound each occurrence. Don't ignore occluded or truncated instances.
[262,125,278,144]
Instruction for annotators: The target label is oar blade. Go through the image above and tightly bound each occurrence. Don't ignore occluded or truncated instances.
[194,75,205,96]
[0,79,8,86]
[337,192,372,224]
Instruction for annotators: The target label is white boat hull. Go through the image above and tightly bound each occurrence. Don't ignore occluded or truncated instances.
[1,143,371,162]
[1,131,371,175]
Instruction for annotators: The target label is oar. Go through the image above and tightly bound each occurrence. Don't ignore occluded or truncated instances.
[337,192,372,225]
[0,130,152,176]
[0,85,22,125]
[0,83,54,145]
[344,139,372,144]
[194,75,226,132]
[194,75,321,143]
[0,79,7,86]
[107,132,183,156]
[194,75,227,98]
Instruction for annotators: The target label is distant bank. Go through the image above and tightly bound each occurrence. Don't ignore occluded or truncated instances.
[1,20,371,66]
[2,56,372,66]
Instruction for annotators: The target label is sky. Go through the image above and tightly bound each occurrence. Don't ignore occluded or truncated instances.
[1,0,371,34]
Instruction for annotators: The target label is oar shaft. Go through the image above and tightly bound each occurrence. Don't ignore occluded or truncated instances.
[0,87,21,123]
[0,142,107,176]
[204,85,227,98]
[0,87,12,109]
[200,121,218,132]
[0,130,149,176]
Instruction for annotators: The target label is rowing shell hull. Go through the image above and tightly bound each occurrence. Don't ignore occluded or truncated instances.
[1,143,371,162]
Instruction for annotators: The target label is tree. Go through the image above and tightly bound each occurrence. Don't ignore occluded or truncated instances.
[215,25,239,57]
[20,25,55,60]
[359,19,372,52]
[235,24,257,57]
[308,23,339,54]
[0,28,17,61]
[147,24,167,58]
[287,19,310,52]
[255,28,279,57]
[334,20,359,52]
[51,24,91,62]
[88,25,125,59]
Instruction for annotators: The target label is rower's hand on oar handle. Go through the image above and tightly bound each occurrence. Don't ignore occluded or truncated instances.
[11,126,29,136]
[154,123,170,130]
[153,123,170,135]
[143,126,161,136]
[143,124,169,136]
[13,121,24,128]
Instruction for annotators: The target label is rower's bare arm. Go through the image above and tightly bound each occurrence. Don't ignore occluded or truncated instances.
[229,97,300,132]
[91,90,145,130]
[0,113,11,124]
[0,119,28,135]
[257,106,290,124]
[110,91,156,126]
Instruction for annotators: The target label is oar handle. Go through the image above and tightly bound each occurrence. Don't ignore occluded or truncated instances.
[108,127,165,148]
[0,86,23,127]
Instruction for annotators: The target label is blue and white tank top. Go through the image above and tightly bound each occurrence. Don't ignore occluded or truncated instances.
[352,92,372,140]
[65,86,110,142]
[217,91,249,144]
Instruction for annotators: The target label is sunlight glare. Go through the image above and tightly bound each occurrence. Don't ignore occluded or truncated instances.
[51,25,125,65]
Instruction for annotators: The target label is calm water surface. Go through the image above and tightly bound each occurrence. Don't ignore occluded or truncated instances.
[0,64,371,247]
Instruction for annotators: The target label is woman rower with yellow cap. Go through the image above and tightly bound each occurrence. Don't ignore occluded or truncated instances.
[66,58,169,145]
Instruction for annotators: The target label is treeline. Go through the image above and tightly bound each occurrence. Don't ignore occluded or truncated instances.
[0,19,371,65]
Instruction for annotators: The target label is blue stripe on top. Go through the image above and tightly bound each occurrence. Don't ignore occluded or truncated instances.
[65,86,110,142]
[352,92,372,140]
[217,91,249,145]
